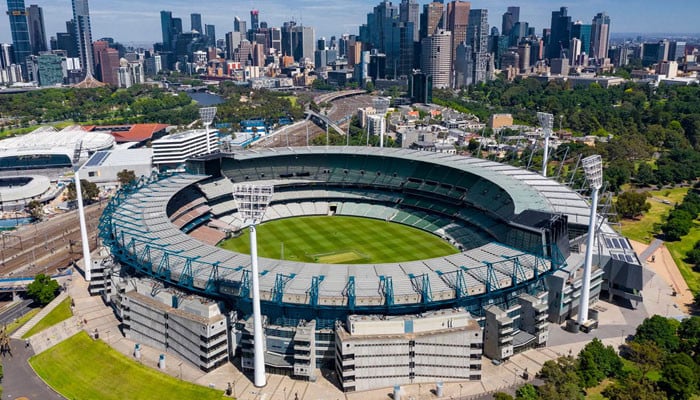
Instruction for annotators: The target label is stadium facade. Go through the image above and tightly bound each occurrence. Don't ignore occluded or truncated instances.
[97,147,643,391]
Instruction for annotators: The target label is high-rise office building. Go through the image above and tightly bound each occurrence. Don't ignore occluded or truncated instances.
[421,29,451,89]
[467,8,489,84]
[6,0,31,80]
[590,12,610,61]
[0,43,13,69]
[26,4,47,54]
[292,25,314,62]
[546,7,571,60]
[37,53,63,86]
[668,41,686,62]
[72,0,94,77]
[234,16,246,33]
[99,47,120,86]
[160,11,173,50]
[420,2,444,40]
[205,24,215,47]
[400,0,420,42]
[92,39,109,80]
[501,6,519,37]
[571,21,591,56]
[250,10,259,31]
[191,13,202,33]
[446,0,470,85]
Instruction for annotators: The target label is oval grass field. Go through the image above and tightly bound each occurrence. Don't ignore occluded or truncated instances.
[219,216,459,264]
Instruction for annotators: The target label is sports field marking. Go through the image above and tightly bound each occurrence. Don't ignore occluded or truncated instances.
[312,250,369,264]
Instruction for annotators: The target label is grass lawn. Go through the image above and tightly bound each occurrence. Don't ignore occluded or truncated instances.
[30,332,224,400]
[5,308,40,335]
[585,378,612,399]
[666,221,700,294]
[620,187,689,244]
[23,296,73,339]
[220,216,459,264]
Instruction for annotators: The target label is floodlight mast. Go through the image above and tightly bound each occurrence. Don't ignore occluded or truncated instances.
[74,171,92,281]
[578,155,603,327]
[199,107,217,154]
[537,112,554,177]
[233,184,274,388]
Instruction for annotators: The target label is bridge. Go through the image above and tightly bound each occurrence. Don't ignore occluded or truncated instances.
[305,109,348,136]
[0,269,73,300]
[313,89,366,104]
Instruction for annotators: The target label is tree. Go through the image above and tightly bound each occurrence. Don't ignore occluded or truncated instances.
[678,316,700,354]
[515,383,539,400]
[627,340,662,373]
[634,315,680,352]
[660,363,698,400]
[635,163,655,186]
[662,210,694,241]
[26,273,60,306]
[616,191,651,219]
[602,376,666,400]
[65,179,100,204]
[537,356,584,400]
[27,200,43,221]
[577,338,623,387]
[117,169,137,186]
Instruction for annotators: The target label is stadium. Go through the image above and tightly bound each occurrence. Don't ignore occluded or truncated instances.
[97,147,643,392]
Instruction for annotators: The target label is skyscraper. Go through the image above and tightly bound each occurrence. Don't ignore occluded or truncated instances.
[421,29,451,89]
[546,7,571,60]
[590,12,610,61]
[234,16,246,33]
[501,6,519,37]
[250,10,259,31]
[399,0,420,42]
[570,21,591,56]
[467,8,489,84]
[6,0,31,79]
[191,13,202,33]
[160,11,173,50]
[420,2,444,40]
[26,4,47,55]
[72,0,94,77]
[446,0,470,86]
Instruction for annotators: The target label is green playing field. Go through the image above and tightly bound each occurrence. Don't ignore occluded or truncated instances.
[219,216,458,264]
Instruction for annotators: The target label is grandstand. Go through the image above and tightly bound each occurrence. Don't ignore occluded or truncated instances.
[98,147,644,391]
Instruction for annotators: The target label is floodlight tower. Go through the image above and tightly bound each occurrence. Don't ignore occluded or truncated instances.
[199,107,217,154]
[578,155,603,327]
[537,112,554,177]
[74,171,92,281]
[233,184,274,387]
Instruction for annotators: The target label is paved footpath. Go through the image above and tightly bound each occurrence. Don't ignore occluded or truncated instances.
[1,338,64,399]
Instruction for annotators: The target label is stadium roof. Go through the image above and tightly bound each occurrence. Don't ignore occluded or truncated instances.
[0,126,114,153]
[83,124,169,143]
[0,175,51,202]
[224,147,592,225]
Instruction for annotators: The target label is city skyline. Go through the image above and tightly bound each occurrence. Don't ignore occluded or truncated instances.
[2,0,699,46]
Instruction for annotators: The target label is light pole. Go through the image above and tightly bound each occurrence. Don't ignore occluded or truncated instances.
[199,107,217,154]
[537,112,553,177]
[578,155,603,327]
[459,383,463,399]
[233,184,274,388]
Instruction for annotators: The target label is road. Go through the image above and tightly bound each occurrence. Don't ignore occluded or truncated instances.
[0,202,105,277]
[0,298,34,324]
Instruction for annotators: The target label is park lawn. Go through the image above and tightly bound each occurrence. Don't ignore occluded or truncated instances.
[585,378,612,400]
[30,332,224,400]
[666,220,700,295]
[620,187,689,244]
[5,308,40,335]
[220,216,458,264]
[22,296,73,339]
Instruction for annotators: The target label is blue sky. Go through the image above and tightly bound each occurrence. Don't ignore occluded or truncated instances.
[2,0,699,45]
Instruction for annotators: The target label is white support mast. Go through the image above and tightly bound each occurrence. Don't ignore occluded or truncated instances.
[578,155,603,326]
[74,171,92,281]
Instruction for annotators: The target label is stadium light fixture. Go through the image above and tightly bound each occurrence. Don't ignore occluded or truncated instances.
[578,154,603,327]
[232,184,274,388]
[199,107,217,154]
[537,112,554,177]
[74,171,92,281]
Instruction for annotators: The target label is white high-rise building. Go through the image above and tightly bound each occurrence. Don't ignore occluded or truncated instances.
[421,30,452,89]
[590,12,610,62]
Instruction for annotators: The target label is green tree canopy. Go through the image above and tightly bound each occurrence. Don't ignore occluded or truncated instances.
[616,191,651,219]
[117,169,137,186]
[65,179,100,204]
[27,273,60,306]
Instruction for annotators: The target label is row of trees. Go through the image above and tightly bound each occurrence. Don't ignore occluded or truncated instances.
[0,85,200,128]
[496,315,700,400]
[661,189,700,241]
